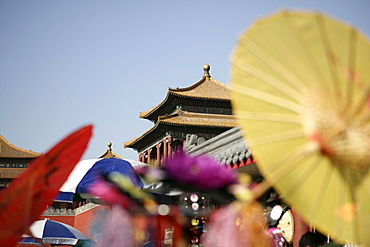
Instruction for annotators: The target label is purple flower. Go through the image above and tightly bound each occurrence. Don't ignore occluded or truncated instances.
[163,151,237,190]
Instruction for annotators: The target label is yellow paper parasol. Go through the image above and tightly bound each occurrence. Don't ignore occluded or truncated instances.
[230,10,370,245]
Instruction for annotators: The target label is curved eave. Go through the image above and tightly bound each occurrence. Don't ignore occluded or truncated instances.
[159,111,237,128]
[139,77,231,119]
[0,135,42,158]
[161,119,236,128]
[139,91,172,119]
[125,111,238,149]
[124,121,162,148]
[169,77,231,100]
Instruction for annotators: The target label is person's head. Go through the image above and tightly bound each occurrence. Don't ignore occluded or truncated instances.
[299,231,326,247]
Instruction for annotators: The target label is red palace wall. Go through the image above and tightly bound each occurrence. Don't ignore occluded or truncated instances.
[38,205,110,237]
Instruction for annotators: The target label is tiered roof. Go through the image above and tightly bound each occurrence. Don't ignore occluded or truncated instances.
[0,135,42,180]
[125,110,237,152]
[125,65,235,152]
[157,110,236,128]
[0,168,25,180]
[167,78,230,100]
[139,64,232,122]
[0,135,41,158]
[124,110,237,148]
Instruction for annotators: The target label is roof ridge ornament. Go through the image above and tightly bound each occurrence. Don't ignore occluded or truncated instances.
[203,64,211,78]
[107,142,112,152]
[99,142,123,159]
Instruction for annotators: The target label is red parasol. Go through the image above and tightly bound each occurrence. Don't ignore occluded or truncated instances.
[0,125,93,247]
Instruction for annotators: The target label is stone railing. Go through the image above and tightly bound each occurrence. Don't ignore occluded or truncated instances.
[42,203,100,216]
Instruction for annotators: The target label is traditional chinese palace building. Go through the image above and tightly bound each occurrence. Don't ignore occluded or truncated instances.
[124,64,310,247]
[0,135,42,189]
[124,64,238,166]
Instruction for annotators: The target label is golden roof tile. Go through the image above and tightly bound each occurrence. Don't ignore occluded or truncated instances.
[124,110,237,148]
[0,135,42,158]
[168,77,231,100]
[139,65,231,119]
[0,168,24,179]
[159,110,237,127]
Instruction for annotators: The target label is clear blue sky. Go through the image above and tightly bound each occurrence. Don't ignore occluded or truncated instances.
[1,0,369,160]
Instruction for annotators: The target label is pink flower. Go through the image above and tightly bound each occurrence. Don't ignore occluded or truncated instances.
[89,180,133,209]
[94,205,135,247]
[203,201,271,247]
[163,151,237,190]
[201,205,240,247]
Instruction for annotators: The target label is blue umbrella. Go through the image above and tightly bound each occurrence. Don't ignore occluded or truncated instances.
[56,158,146,202]
[18,219,90,246]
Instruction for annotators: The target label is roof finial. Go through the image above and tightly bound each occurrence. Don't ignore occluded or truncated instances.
[107,142,112,152]
[203,64,211,78]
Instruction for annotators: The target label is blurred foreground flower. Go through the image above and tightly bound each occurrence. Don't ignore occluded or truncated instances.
[202,200,271,247]
[163,151,237,190]
[88,151,260,247]
[94,205,135,247]
[89,172,156,213]
[89,180,133,210]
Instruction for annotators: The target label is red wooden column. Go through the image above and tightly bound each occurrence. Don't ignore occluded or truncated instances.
[167,136,173,158]
[147,148,152,163]
[142,151,146,163]
[144,151,148,164]
[156,143,161,166]
[163,138,168,162]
